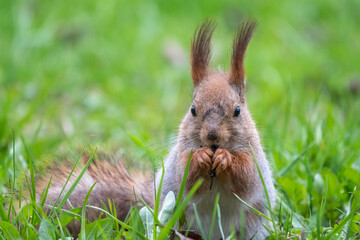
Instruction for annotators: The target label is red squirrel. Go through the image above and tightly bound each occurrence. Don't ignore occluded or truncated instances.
[38,19,276,239]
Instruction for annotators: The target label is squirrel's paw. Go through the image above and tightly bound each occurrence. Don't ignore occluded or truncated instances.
[212,148,232,176]
[192,147,214,169]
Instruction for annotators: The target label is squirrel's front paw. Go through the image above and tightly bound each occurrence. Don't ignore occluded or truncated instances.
[192,147,214,169]
[212,148,232,176]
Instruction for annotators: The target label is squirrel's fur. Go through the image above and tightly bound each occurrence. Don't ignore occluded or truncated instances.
[38,19,275,239]
[37,154,153,235]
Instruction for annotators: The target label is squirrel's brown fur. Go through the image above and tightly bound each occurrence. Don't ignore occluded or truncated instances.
[38,19,275,239]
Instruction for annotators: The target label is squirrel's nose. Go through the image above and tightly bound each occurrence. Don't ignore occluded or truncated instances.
[207,129,218,141]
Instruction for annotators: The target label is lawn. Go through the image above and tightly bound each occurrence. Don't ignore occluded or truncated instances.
[0,0,359,239]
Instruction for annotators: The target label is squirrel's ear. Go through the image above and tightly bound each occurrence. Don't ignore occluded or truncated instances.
[191,20,216,87]
[229,20,256,101]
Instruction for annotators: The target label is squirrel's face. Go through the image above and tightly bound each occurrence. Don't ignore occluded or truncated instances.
[181,72,249,151]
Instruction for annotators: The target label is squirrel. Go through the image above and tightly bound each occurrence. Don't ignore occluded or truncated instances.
[38,19,276,239]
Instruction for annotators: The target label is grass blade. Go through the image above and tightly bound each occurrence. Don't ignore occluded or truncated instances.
[317,184,327,239]
[135,191,154,215]
[345,187,356,240]
[49,138,91,216]
[51,148,97,218]
[209,193,220,240]
[12,130,16,191]
[157,179,203,240]
[0,221,22,240]
[324,208,358,240]
[278,143,314,177]
[153,158,165,239]
[80,182,97,240]
[249,143,277,236]
[175,151,192,209]
[193,203,207,239]
[87,205,147,240]
[0,198,8,221]
[217,204,225,240]
[234,194,271,221]
[40,176,52,209]
[20,135,36,203]
[8,130,16,220]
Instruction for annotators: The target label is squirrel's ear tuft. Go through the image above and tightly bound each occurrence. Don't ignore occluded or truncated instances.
[191,20,216,87]
[229,19,256,101]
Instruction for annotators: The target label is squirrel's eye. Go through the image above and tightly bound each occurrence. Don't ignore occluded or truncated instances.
[234,106,240,117]
[191,105,196,117]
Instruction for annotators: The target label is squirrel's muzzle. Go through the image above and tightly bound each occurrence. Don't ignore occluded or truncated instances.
[207,128,218,141]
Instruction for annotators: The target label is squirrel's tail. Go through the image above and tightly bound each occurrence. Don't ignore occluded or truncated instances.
[36,154,154,235]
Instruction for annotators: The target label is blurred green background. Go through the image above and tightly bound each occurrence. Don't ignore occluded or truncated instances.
[1,0,360,229]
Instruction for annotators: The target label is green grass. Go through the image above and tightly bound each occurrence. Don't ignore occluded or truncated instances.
[1,0,360,239]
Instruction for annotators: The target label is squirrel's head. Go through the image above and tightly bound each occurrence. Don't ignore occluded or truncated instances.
[180,20,258,152]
